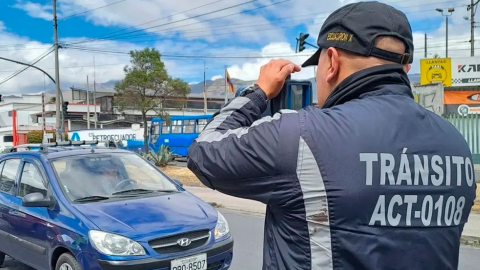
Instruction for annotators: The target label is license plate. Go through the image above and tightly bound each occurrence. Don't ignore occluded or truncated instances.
[171,253,207,270]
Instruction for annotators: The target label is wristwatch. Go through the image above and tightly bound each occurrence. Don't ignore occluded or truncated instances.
[239,84,267,100]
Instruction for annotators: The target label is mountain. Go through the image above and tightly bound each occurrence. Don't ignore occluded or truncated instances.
[60,73,421,99]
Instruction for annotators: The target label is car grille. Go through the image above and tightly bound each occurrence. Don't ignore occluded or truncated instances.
[149,229,210,255]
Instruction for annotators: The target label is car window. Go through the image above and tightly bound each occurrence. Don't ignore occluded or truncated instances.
[18,162,47,198]
[51,152,178,202]
[0,159,20,195]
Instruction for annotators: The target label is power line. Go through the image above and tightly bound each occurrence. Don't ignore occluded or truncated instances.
[60,0,129,20]
[66,0,265,46]
[64,45,313,59]
[75,0,227,41]
[68,0,458,46]
[0,46,54,85]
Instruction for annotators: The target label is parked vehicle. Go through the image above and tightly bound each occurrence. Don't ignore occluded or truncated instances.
[0,141,233,270]
[148,115,213,157]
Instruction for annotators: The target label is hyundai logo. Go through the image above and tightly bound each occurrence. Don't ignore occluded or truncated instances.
[177,238,192,247]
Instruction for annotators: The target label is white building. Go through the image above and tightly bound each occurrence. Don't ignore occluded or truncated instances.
[0,86,223,150]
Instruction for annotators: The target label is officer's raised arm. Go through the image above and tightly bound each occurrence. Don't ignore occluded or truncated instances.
[186,60,301,205]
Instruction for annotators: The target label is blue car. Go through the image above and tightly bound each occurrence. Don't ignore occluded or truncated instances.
[0,143,233,270]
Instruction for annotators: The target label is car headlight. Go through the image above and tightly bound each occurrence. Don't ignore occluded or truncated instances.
[89,230,146,256]
[214,211,230,240]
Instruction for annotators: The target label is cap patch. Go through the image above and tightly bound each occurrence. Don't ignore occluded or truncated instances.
[326,32,354,42]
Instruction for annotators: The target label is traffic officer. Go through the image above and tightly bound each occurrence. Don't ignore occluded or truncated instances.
[187,1,477,269]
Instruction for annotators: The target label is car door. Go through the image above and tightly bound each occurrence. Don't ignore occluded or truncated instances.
[0,158,21,256]
[0,159,13,254]
[7,157,51,270]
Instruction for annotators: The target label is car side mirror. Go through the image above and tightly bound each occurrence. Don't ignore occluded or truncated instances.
[22,192,54,208]
[172,178,183,187]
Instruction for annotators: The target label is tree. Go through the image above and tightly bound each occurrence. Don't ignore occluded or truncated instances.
[114,48,190,152]
[433,53,441,58]
[50,97,56,103]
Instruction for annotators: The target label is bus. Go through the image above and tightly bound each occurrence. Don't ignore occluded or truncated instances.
[148,114,213,157]
[148,79,313,157]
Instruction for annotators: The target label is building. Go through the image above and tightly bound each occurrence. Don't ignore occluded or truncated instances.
[0,86,229,150]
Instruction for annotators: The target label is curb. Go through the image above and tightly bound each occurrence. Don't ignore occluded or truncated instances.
[461,235,480,248]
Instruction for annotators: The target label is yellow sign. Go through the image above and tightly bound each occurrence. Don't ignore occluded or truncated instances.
[420,58,452,87]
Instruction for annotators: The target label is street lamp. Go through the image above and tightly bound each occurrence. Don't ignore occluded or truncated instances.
[436,7,455,57]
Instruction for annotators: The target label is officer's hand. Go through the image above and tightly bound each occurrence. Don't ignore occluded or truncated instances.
[257,59,301,99]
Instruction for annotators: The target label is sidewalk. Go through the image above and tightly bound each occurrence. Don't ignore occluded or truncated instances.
[185,186,266,215]
[185,186,480,239]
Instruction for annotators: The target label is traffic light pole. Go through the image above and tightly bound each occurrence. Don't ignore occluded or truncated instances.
[53,0,63,142]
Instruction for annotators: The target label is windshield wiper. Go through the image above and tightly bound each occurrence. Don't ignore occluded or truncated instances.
[112,189,178,196]
[74,196,110,202]
[112,189,155,195]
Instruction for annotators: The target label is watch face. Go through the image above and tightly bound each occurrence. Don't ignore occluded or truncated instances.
[239,84,255,96]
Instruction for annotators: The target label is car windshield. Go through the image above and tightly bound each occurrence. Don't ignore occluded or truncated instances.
[51,152,178,202]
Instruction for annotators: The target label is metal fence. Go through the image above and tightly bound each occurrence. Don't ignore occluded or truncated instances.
[444,114,480,164]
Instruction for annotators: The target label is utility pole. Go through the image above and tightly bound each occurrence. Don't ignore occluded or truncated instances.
[470,0,477,56]
[424,33,427,58]
[203,61,207,114]
[224,66,228,104]
[42,92,46,143]
[436,8,455,58]
[93,56,97,129]
[52,0,62,142]
[87,76,90,129]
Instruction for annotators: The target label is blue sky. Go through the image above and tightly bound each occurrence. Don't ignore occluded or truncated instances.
[0,0,476,95]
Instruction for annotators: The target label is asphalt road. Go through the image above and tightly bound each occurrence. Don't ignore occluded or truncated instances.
[1,209,479,270]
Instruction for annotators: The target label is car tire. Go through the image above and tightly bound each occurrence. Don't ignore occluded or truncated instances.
[0,252,5,266]
[55,253,81,270]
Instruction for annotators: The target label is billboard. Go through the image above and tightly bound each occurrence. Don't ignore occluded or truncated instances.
[451,57,480,87]
[420,58,452,86]
[444,91,480,104]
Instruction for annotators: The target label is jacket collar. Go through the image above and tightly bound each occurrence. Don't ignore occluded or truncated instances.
[321,64,414,109]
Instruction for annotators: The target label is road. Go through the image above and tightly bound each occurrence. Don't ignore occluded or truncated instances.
[1,209,479,270]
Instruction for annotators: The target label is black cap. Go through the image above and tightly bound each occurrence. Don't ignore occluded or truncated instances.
[302,1,414,68]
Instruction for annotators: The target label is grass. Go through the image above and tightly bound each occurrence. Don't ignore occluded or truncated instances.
[161,166,204,187]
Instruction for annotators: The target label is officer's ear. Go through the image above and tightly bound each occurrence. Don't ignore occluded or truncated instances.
[403,64,411,73]
[325,47,340,83]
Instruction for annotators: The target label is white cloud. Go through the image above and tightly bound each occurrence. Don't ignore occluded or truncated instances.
[3,0,480,96]
[211,75,222,80]
[13,1,54,21]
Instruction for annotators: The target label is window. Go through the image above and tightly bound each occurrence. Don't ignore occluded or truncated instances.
[183,120,195,134]
[161,121,170,134]
[3,136,13,143]
[291,85,304,110]
[0,159,20,195]
[196,119,208,133]
[171,120,183,134]
[18,163,47,198]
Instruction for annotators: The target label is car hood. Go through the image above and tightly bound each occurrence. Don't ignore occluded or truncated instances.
[73,191,218,241]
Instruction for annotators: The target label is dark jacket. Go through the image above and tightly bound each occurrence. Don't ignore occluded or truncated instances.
[187,64,477,270]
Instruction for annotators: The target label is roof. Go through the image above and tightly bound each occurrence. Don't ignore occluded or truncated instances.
[1,143,132,160]
[151,115,213,121]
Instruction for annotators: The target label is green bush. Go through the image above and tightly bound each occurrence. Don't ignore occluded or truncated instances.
[26,131,69,143]
[26,131,43,143]
[145,145,174,167]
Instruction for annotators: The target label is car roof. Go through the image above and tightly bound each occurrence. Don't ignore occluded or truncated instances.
[1,147,133,160]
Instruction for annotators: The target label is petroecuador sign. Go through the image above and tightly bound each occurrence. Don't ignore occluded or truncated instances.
[70,130,138,142]
[420,58,452,87]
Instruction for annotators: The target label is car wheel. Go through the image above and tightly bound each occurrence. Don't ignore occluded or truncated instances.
[55,253,81,270]
[0,252,5,266]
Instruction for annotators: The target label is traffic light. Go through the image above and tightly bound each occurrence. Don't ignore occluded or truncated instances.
[62,101,69,116]
[298,33,309,52]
